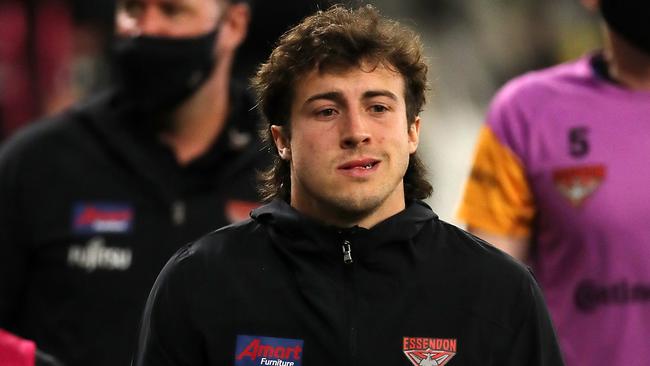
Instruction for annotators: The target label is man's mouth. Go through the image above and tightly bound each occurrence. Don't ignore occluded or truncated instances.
[338,159,381,171]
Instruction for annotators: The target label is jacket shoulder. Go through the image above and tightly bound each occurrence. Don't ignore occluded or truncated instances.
[433,219,534,286]
[428,220,548,335]
[171,219,268,270]
[0,94,109,166]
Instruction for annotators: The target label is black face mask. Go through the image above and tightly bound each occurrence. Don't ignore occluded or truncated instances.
[112,30,218,117]
[600,0,650,55]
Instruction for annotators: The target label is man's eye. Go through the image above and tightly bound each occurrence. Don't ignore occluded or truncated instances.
[317,108,337,117]
[370,105,388,113]
[160,3,183,17]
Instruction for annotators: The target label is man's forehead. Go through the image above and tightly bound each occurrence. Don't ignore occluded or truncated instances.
[298,63,406,99]
[314,58,400,77]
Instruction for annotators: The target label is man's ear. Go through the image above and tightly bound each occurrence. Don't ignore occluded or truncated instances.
[217,2,250,53]
[408,117,421,154]
[271,125,291,160]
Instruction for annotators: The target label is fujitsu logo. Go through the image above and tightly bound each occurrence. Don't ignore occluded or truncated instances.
[234,335,303,366]
[67,236,132,272]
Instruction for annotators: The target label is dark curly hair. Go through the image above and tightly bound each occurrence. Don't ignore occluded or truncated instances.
[252,4,432,202]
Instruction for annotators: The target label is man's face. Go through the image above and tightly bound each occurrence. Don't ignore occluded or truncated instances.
[116,0,221,37]
[273,62,420,227]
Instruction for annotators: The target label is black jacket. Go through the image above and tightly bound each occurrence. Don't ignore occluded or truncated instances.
[135,199,564,366]
[0,84,267,366]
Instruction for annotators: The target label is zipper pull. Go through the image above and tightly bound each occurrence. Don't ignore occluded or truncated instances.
[171,200,186,226]
[342,240,353,264]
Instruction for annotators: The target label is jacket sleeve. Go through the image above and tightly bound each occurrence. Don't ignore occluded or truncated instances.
[457,75,540,239]
[506,273,564,366]
[0,146,28,327]
[456,125,535,238]
[133,246,206,366]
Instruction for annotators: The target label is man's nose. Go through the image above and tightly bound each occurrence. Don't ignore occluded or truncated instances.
[340,112,371,149]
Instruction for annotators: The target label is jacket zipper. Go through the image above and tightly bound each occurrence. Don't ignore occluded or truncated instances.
[342,237,357,365]
[342,240,353,264]
[171,200,186,226]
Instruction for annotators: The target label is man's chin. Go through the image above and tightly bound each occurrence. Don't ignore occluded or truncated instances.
[324,194,385,222]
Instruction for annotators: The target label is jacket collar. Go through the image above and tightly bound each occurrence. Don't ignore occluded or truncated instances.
[251,199,438,262]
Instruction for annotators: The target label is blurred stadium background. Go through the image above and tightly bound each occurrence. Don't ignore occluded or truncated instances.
[0,0,602,222]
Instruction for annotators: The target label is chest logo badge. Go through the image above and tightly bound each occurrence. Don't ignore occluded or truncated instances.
[67,236,132,272]
[235,335,303,366]
[552,164,605,207]
[403,337,457,366]
[72,202,134,234]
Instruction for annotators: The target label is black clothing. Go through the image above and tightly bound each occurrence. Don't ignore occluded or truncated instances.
[0,84,266,366]
[135,199,564,366]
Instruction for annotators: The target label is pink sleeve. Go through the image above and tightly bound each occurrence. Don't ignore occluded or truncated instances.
[0,329,36,366]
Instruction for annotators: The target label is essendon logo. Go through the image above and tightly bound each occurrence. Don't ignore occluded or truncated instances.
[403,337,457,366]
[235,335,303,366]
[553,164,605,207]
[72,203,133,234]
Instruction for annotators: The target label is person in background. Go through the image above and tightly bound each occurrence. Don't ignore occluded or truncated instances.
[457,0,650,365]
[0,329,62,366]
[0,0,266,365]
[134,5,563,366]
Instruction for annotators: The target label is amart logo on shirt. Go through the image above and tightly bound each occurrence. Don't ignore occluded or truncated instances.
[72,202,134,234]
[234,335,303,366]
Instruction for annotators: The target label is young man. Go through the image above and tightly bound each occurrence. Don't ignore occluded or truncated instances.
[458,0,650,365]
[135,5,564,366]
[0,1,264,365]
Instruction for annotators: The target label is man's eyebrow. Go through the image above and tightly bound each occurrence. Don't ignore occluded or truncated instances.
[304,90,398,105]
[304,91,345,105]
[362,90,398,101]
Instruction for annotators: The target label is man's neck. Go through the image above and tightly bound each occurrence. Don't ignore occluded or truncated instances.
[290,183,407,230]
[604,29,650,91]
[159,60,231,165]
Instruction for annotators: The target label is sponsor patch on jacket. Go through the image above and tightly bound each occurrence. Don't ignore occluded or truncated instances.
[72,202,134,234]
[553,164,605,207]
[403,337,457,366]
[67,236,132,272]
[235,335,303,366]
[225,200,261,223]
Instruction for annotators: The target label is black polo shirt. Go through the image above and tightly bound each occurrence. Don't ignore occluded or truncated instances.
[0,83,268,366]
